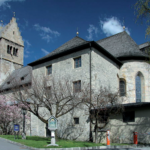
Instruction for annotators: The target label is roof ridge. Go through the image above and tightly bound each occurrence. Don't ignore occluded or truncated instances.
[97,31,125,42]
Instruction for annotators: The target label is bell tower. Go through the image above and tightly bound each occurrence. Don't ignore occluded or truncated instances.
[0,17,24,84]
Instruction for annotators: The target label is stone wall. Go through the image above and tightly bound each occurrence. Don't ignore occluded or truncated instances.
[92,48,119,92]
[31,47,120,140]
[0,59,22,84]
[94,106,150,144]
[119,61,150,103]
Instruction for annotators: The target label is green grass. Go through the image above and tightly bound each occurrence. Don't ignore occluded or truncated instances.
[0,135,130,148]
[0,135,106,148]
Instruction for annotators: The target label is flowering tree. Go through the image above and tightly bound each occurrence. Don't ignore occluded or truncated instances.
[0,95,23,135]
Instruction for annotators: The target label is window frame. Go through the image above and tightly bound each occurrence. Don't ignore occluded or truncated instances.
[74,117,79,125]
[122,111,135,123]
[135,72,145,103]
[119,79,126,97]
[73,80,81,93]
[46,65,52,75]
[13,48,18,56]
[74,56,81,68]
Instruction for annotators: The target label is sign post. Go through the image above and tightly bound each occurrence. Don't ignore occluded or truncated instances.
[47,116,58,147]
[14,124,20,139]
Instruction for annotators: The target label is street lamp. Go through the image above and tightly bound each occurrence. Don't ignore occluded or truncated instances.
[21,107,27,139]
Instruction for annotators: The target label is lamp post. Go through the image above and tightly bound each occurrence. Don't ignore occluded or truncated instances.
[21,107,27,139]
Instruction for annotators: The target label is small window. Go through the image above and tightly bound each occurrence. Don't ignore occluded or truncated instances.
[74,117,79,124]
[46,65,52,75]
[73,80,81,93]
[7,45,12,54]
[16,49,18,56]
[13,47,15,55]
[21,77,24,81]
[10,46,12,54]
[122,111,135,122]
[74,57,81,68]
[119,79,126,96]
[7,81,10,84]
[13,48,18,56]
[13,31,15,35]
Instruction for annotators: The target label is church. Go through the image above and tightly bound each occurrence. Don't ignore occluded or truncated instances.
[1,17,150,143]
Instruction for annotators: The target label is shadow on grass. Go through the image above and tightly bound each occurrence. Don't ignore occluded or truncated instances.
[26,136,50,141]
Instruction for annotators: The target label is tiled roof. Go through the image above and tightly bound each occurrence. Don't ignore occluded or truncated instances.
[29,36,89,65]
[139,42,149,49]
[0,66,32,91]
[96,31,148,58]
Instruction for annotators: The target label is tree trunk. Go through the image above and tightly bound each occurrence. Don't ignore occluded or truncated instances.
[95,126,98,143]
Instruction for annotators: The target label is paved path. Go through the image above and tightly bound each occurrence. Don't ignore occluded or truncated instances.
[0,138,30,150]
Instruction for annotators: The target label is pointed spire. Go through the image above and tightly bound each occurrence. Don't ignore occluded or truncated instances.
[13,12,15,17]
[76,27,79,36]
[122,18,125,31]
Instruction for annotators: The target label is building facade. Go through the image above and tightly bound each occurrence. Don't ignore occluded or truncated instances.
[1,17,150,143]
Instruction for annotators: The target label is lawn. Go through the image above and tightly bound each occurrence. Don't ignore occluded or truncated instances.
[0,135,107,148]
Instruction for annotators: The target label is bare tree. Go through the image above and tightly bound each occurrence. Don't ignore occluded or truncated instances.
[11,75,89,136]
[83,87,124,143]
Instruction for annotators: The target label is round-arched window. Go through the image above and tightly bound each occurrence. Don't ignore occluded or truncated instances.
[136,72,145,103]
[119,79,126,96]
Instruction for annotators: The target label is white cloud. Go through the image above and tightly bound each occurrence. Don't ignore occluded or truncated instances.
[34,24,60,43]
[23,39,31,58]
[41,48,49,55]
[0,0,25,8]
[86,24,98,40]
[100,17,130,37]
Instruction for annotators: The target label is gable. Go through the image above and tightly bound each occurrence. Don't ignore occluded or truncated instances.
[0,17,24,46]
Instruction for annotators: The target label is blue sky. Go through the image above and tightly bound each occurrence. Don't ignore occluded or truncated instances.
[0,0,148,66]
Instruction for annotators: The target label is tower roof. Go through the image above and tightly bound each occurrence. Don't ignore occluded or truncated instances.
[0,17,24,46]
[97,31,148,58]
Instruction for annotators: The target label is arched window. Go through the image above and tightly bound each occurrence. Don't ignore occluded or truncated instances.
[136,72,145,103]
[119,79,126,96]
[13,47,15,55]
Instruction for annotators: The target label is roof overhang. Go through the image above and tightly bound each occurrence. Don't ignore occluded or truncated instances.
[117,55,149,62]
[28,41,123,67]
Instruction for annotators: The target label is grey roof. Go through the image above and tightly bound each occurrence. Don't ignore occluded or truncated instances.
[97,31,148,58]
[0,66,32,91]
[139,42,149,49]
[29,36,89,65]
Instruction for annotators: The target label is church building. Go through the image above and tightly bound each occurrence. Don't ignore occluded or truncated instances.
[0,17,150,143]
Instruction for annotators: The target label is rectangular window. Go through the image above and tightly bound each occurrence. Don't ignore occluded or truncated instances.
[122,111,135,122]
[7,45,12,54]
[46,65,52,75]
[74,117,79,124]
[119,80,126,96]
[74,57,81,68]
[45,86,51,96]
[73,80,81,93]
[13,48,18,56]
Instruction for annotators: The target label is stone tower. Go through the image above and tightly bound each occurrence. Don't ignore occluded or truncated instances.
[0,17,24,84]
